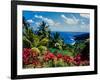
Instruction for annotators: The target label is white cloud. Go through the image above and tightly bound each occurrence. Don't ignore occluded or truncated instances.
[34,15,61,26]
[35,15,43,19]
[81,21,85,25]
[61,14,67,20]
[80,13,90,18]
[61,14,79,25]
[80,24,90,32]
[27,19,34,23]
[35,22,41,26]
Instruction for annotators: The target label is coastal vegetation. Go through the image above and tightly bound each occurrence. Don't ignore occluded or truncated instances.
[23,17,89,68]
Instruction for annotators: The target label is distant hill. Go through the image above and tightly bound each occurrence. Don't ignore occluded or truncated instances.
[74,33,89,41]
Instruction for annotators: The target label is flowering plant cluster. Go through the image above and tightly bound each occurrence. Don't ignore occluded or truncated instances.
[23,48,89,68]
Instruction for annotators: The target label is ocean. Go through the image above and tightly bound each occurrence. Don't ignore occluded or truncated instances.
[51,32,89,45]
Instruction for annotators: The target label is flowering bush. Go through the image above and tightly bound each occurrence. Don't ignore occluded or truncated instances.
[73,54,81,65]
[23,48,89,68]
[23,48,31,65]
[23,48,42,68]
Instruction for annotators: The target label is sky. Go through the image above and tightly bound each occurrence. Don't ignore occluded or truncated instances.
[23,11,90,32]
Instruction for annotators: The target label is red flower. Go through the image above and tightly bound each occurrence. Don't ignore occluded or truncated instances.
[23,48,31,65]
[44,52,56,61]
[49,53,55,59]
[32,60,40,65]
[74,54,81,65]
[74,54,81,62]
[57,53,63,59]
[63,55,73,63]
[23,48,39,65]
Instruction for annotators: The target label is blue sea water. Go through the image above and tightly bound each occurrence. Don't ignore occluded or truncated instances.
[51,32,89,45]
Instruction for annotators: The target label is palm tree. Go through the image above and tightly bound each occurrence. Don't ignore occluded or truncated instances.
[37,21,51,39]
[49,32,64,50]
[23,17,35,48]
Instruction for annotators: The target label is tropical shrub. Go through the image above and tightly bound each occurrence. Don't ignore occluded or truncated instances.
[39,38,49,46]
[38,46,47,54]
[31,47,40,55]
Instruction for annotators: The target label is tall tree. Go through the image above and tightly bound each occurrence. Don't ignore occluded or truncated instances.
[23,17,34,48]
[37,21,51,39]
